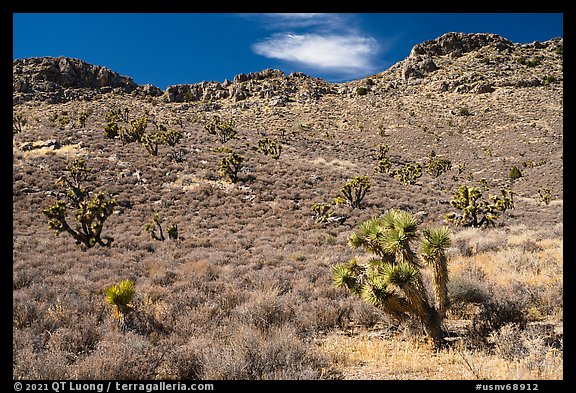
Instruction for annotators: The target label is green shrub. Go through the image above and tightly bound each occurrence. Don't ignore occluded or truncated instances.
[456,107,471,116]
[356,86,368,96]
[508,165,522,181]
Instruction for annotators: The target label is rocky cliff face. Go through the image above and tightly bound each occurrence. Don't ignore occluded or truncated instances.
[12,56,163,104]
[388,32,563,94]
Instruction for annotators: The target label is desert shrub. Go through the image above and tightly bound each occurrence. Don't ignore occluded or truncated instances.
[356,86,368,96]
[509,165,522,181]
[543,75,556,85]
[448,273,490,306]
[200,325,336,379]
[538,188,552,205]
[74,331,160,379]
[490,323,528,359]
[456,107,471,116]
[157,344,204,380]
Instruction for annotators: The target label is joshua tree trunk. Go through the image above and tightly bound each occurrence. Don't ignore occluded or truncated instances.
[420,305,445,348]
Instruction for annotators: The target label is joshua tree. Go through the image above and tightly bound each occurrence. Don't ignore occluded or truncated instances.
[257,137,282,159]
[445,184,514,228]
[121,116,147,144]
[311,203,335,223]
[205,115,237,144]
[144,213,178,241]
[13,112,27,134]
[219,152,244,183]
[340,176,370,209]
[333,210,452,348]
[538,188,552,205]
[425,151,452,178]
[391,162,423,186]
[42,158,116,249]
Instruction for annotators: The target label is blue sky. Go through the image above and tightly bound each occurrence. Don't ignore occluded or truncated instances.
[13,13,563,90]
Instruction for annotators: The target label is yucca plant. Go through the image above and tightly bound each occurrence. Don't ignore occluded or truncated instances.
[105,279,136,329]
[257,137,282,159]
[333,209,452,348]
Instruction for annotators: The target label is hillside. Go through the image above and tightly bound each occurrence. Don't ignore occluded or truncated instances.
[13,32,563,380]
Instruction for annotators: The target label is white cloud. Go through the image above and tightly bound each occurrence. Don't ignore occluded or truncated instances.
[252,33,379,75]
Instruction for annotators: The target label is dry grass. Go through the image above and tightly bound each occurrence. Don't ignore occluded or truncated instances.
[320,330,562,380]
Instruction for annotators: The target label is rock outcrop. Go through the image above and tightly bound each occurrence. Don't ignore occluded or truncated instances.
[164,68,335,104]
[13,33,563,104]
[13,56,163,103]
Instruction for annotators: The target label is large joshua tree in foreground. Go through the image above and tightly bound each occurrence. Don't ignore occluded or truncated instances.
[333,209,452,348]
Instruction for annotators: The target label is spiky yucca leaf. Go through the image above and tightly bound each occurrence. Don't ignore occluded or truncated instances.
[420,226,452,259]
[360,283,410,321]
[378,228,418,265]
[382,262,420,287]
[348,217,386,256]
[333,263,360,294]
[105,279,135,318]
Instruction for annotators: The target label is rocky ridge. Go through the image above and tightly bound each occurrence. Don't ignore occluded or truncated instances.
[13,32,563,106]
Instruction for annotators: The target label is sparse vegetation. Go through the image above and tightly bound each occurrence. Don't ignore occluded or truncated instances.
[205,114,237,144]
[13,34,563,380]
